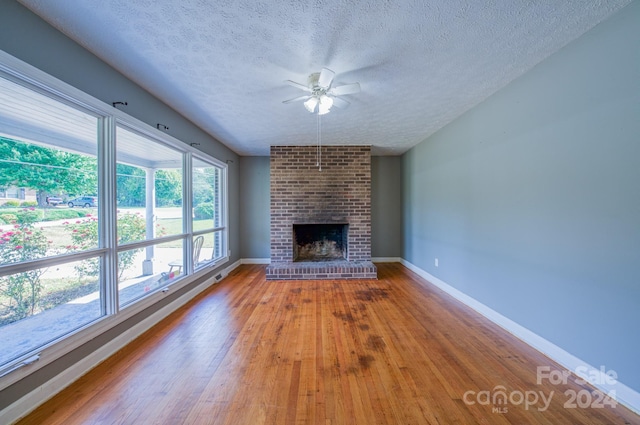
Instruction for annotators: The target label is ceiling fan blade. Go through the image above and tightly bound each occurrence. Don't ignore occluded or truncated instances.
[285,80,311,92]
[330,82,360,96]
[331,96,351,109]
[282,95,310,104]
[318,68,335,88]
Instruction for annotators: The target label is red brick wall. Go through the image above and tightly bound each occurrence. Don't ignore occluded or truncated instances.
[270,145,372,263]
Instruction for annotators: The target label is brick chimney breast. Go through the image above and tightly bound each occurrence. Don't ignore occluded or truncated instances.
[266,145,377,280]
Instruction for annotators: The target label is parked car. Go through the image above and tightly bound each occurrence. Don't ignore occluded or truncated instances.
[46,196,63,206]
[67,196,98,208]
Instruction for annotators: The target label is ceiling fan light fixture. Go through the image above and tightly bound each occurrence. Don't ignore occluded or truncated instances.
[318,95,333,115]
[283,68,360,170]
[304,97,318,113]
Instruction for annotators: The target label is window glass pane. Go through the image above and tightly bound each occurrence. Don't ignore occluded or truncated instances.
[194,231,224,269]
[118,239,183,308]
[154,203,182,240]
[0,76,99,264]
[116,126,183,244]
[0,258,103,367]
[193,233,207,269]
[192,159,221,230]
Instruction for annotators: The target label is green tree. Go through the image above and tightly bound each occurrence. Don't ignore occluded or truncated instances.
[193,167,217,205]
[116,163,146,207]
[0,137,97,207]
[155,169,182,207]
[115,166,182,208]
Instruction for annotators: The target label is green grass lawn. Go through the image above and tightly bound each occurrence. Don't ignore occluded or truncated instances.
[156,218,215,247]
[37,216,215,250]
[1,207,216,250]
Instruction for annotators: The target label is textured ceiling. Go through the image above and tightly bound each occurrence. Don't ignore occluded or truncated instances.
[17,0,631,156]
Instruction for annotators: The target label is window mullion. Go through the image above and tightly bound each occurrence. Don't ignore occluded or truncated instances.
[100,116,118,315]
[183,152,193,274]
[221,166,229,258]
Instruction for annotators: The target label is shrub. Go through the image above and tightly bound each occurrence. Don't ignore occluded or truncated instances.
[0,213,18,224]
[1,200,20,208]
[45,209,87,221]
[194,202,214,220]
[16,208,43,224]
[64,212,146,278]
[0,217,5,225]
[64,216,99,277]
[116,213,147,276]
[0,223,51,321]
[20,201,38,207]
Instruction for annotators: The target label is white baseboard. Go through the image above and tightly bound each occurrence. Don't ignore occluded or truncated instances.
[1,261,241,425]
[399,259,640,415]
[372,257,403,263]
[240,258,270,264]
[227,258,242,270]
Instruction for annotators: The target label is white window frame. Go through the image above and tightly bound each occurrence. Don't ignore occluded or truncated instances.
[0,50,229,389]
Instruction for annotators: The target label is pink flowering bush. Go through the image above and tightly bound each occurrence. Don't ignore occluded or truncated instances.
[0,211,51,321]
[64,212,160,278]
[64,215,100,277]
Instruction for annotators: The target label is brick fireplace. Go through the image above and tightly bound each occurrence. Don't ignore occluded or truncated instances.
[266,145,377,280]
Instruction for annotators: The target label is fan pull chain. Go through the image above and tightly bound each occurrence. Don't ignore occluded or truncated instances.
[317,113,322,171]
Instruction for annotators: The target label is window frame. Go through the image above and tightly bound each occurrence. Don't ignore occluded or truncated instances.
[0,50,229,388]
[191,154,229,265]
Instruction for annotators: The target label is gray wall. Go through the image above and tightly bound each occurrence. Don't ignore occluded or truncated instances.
[0,0,240,410]
[237,155,404,259]
[239,157,270,258]
[403,2,640,392]
[371,156,403,258]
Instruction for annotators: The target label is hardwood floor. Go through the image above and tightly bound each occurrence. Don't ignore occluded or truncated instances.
[17,264,639,424]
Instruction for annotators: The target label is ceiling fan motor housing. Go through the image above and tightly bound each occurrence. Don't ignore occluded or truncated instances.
[308,72,328,96]
[283,68,358,112]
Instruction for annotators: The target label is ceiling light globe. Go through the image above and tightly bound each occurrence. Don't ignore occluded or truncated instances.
[318,95,333,115]
[304,97,318,113]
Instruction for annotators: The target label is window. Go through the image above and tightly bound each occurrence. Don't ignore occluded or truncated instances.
[0,73,104,370]
[192,158,226,267]
[115,125,186,307]
[0,54,228,382]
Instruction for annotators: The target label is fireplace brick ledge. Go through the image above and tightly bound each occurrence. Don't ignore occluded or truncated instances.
[265,260,377,280]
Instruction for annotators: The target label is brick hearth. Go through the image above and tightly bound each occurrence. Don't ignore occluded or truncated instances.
[266,145,377,280]
[265,260,377,280]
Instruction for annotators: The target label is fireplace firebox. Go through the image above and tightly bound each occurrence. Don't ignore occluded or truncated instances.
[293,224,348,262]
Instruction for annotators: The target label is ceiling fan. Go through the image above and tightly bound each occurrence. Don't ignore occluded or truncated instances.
[282,68,360,115]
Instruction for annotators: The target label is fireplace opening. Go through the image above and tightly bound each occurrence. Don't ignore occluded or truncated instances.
[293,223,348,262]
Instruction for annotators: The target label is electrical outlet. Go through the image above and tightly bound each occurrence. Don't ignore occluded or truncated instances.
[435,258,439,267]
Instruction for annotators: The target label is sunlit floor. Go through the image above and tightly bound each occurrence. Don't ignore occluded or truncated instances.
[16,263,640,425]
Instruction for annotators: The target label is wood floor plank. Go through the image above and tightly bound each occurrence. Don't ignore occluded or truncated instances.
[14,264,640,425]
